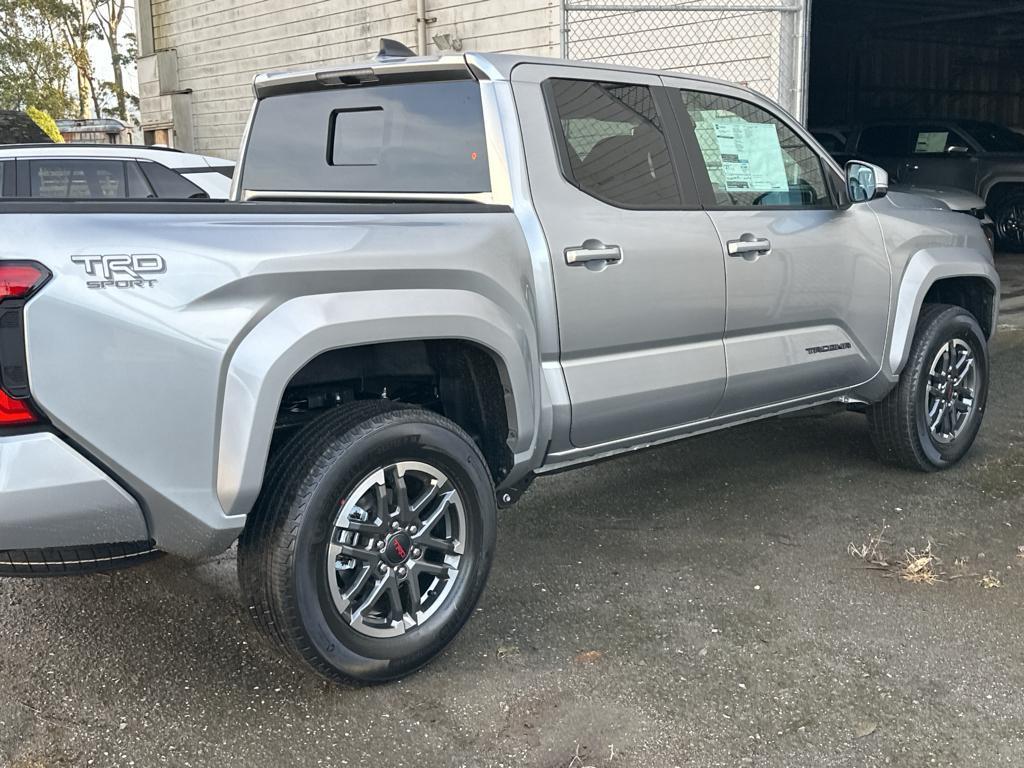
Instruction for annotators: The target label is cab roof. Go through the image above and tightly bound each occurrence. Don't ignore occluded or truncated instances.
[251,44,737,99]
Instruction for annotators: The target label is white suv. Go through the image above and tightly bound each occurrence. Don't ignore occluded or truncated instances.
[0,144,234,200]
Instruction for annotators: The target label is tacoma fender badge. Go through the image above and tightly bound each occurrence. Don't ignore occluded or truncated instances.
[806,342,852,355]
[71,254,166,289]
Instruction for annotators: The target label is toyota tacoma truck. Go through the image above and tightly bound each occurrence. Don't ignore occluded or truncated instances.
[0,41,999,684]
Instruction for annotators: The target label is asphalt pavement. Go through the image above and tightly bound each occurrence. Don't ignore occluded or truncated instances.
[2,257,1023,768]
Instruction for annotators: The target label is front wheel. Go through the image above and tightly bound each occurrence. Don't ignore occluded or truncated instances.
[991,192,1024,252]
[867,304,989,471]
[238,401,496,684]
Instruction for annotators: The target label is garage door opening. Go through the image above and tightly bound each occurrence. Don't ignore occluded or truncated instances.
[807,0,1024,247]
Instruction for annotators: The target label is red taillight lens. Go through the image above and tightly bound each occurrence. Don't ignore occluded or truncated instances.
[0,264,48,302]
[0,389,35,425]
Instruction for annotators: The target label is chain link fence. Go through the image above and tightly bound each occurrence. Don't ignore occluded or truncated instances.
[562,0,809,119]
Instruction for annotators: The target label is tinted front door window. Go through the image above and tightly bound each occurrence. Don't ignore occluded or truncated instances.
[678,91,829,208]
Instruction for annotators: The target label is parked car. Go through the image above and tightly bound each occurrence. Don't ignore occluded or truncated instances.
[0,144,234,200]
[0,41,999,685]
[813,120,1024,249]
[812,126,995,248]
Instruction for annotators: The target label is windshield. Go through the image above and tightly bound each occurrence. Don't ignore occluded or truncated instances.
[962,121,1024,152]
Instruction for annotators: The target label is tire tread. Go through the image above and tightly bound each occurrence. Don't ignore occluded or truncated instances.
[237,400,493,684]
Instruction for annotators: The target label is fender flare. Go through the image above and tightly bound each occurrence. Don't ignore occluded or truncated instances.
[215,289,541,518]
[980,176,1024,203]
[888,247,1000,376]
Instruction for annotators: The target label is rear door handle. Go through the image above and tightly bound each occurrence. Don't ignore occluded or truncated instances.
[565,241,623,266]
[726,235,772,257]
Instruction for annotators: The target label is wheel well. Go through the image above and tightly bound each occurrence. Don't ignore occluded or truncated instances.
[984,182,1024,209]
[922,277,995,337]
[273,340,514,483]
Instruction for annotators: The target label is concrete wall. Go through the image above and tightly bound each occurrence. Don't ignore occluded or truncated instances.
[138,0,560,159]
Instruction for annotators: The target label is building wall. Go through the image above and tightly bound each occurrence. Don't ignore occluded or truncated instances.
[139,0,560,159]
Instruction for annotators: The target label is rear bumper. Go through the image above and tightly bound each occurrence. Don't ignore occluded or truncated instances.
[0,432,149,551]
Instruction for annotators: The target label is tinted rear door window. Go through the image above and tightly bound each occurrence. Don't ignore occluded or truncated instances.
[29,159,127,198]
[546,78,682,209]
[241,79,490,195]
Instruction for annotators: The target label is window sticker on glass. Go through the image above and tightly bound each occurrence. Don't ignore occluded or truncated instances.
[711,121,788,192]
[914,131,949,153]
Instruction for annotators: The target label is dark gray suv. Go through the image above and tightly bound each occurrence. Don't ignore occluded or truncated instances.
[836,120,1024,250]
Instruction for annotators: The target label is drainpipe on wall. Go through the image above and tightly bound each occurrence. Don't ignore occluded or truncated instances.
[416,0,428,54]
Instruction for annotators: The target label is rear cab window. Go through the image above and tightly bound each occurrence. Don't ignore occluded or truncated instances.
[240,78,491,199]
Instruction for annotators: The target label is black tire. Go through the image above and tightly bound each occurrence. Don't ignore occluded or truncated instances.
[238,400,496,684]
[867,303,989,471]
[990,191,1024,252]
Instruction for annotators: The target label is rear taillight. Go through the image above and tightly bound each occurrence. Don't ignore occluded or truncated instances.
[0,262,50,427]
[0,389,35,426]
[0,263,49,302]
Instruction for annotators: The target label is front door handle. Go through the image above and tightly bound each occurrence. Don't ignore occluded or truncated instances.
[565,241,623,266]
[726,235,772,257]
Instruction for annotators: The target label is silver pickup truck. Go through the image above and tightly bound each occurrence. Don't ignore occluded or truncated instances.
[0,41,1000,683]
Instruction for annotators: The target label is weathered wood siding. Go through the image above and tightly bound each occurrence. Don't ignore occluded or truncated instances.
[145,0,560,159]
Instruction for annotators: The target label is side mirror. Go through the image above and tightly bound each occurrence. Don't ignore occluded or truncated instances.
[845,160,888,203]
[947,145,971,155]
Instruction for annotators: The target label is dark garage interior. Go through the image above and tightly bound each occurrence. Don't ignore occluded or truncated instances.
[809,0,1024,128]
[808,0,1024,247]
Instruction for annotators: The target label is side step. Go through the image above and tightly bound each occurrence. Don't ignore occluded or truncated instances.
[0,540,160,577]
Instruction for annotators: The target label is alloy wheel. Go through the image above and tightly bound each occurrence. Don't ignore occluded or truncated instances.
[326,461,466,638]
[924,338,977,445]
[996,200,1024,248]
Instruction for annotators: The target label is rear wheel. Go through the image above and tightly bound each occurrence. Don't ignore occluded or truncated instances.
[238,401,496,683]
[867,304,988,471]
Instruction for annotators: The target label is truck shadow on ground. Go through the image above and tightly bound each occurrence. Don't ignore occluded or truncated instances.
[6,407,1000,699]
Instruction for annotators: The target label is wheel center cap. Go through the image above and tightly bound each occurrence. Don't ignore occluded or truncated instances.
[383,532,413,566]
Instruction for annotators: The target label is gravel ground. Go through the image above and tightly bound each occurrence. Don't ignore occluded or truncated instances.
[2,262,1023,768]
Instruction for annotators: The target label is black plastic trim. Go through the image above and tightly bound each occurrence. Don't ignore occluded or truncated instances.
[0,540,160,577]
[177,165,235,178]
[0,142,184,153]
[0,160,13,197]
[256,67,473,99]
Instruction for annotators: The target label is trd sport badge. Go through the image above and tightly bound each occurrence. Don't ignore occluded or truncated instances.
[71,254,166,289]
